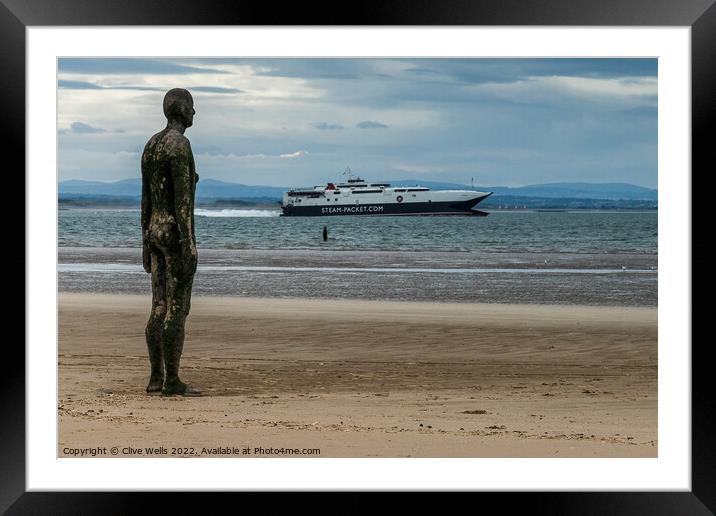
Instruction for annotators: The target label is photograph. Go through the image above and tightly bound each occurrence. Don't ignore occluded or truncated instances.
[1,0,708,505]
[57,56,658,459]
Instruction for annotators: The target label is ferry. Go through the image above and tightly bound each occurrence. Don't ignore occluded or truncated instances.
[281,171,492,217]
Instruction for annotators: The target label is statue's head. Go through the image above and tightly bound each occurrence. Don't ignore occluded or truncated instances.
[163,88,195,128]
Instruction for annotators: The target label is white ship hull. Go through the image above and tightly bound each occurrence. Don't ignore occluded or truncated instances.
[281,180,492,217]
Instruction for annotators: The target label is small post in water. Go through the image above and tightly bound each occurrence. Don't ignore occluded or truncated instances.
[323,226,328,242]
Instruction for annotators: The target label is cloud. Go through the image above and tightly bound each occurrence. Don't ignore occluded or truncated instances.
[404,67,442,75]
[356,120,388,129]
[401,58,658,85]
[190,86,244,94]
[57,58,658,188]
[58,81,164,92]
[194,145,226,156]
[313,122,344,130]
[541,76,657,98]
[195,150,309,160]
[392,163,445,174]
[70,122,107,134]
[60,121,125,135]
[279,150,309,159]
[58,58,227,75]
[114,150,140,159]
[474,75,657,106]
[58,80,104,90]
[58,80,241,95]
[251,59,361,80]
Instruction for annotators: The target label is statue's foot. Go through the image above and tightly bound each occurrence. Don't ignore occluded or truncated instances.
[146,376,164,394]
[162,380,202,397]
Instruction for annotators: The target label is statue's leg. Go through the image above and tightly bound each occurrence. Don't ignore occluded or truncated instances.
[161,250,200,396]
[145,247,166,393]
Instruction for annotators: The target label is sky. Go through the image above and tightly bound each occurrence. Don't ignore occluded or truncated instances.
[57,58,657,188]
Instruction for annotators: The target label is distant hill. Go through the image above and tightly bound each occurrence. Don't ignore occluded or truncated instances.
[194,179,286,199]
[58,178,287,200]
[490,182,657,201]
[59,178,657,201]
[480,195,657,210]
[392,180,657,201]
[59,179,142,197]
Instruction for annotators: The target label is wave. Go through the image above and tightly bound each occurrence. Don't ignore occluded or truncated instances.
[195,209,281,218]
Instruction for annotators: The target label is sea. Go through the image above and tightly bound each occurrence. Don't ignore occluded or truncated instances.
[58,208,658,306]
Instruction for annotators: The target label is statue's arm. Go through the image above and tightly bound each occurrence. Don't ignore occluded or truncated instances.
[171,139,198,275]
[140,152,152,273]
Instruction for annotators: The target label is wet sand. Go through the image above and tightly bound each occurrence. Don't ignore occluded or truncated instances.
[58,247,658,306]
[59,293,657,457]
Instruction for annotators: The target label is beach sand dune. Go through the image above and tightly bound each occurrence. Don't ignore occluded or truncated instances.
[59,293,657,457]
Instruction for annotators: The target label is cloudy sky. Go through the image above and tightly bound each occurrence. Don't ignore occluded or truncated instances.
[58,58,657,188]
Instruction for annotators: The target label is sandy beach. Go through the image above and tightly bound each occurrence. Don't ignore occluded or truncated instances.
[59,293,657,458]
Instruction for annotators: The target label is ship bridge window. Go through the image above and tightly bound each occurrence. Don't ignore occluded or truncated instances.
[288,191,323,198]
[394,189,406,192]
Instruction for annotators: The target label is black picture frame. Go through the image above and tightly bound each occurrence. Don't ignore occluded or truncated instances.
[5,0,711,511]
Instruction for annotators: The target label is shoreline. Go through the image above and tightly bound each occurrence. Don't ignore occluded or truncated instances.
[59,292,656,322]
[58,247,658,307]
[59,293,657,457]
